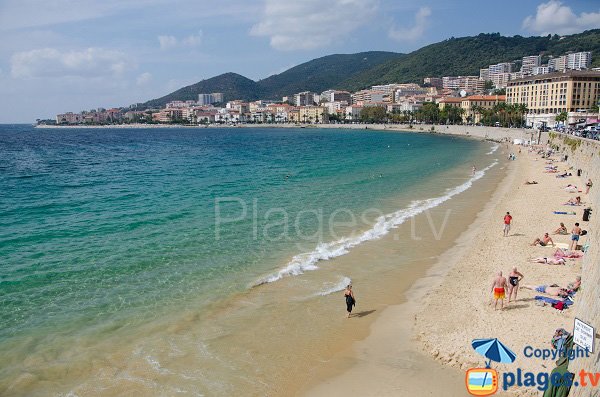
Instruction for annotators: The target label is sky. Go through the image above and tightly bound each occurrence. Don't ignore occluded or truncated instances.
[0,0,599,122]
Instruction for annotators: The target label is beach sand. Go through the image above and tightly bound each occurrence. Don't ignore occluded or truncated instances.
[305,145,584,396]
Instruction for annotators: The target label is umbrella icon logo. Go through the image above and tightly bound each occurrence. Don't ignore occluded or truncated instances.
[466,338,517,396]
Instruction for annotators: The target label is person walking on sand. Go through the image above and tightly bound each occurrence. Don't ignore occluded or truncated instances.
[507,267,524,303]
[472,165,476,176]
[585,179,593,194]
[570,222,582,251]
[503,212,512,237]
[343,284,356,318]
[491,271,508,310]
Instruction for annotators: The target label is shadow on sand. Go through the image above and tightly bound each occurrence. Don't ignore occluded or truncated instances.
[352,310,376,318]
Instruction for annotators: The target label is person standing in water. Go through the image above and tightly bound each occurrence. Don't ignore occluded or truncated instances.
[472,165,476,176]
[343,284,355,318]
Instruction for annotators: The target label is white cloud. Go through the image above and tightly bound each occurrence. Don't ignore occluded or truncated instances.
[136,72,152,85]
[522,1,600,35]
[10,47,134,79]
[388,7,431,42]
[158,35,178,50]
[158,31,203,50]
[250,0,378,51]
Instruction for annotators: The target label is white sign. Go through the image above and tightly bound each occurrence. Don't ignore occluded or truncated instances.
[573,318,595,353]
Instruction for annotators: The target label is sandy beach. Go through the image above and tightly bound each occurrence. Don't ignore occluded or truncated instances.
[305,141,587,396]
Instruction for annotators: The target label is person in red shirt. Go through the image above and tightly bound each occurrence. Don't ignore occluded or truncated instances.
[503,211,512,237]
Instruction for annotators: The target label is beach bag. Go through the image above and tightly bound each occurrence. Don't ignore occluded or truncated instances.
[552,302,565,311]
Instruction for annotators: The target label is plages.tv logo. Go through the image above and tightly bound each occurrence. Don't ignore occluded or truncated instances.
[466,338,517,396]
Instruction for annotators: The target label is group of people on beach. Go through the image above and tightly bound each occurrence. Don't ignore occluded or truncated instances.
[489,151,590,311]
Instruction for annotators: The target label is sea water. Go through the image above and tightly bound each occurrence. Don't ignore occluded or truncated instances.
[0,126,498,395]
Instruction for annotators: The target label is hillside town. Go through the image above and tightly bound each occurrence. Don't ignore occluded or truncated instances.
[51,50,599,134]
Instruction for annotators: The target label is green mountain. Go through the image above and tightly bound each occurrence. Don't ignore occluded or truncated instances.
[140,30,600,108]
[142,72,263,108]
[141,51,401,108]
[257,51,402,98]
[338,29,600,91]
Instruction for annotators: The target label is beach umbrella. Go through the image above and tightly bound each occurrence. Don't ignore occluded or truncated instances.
[471,338,517,389]
[472,338,517,366]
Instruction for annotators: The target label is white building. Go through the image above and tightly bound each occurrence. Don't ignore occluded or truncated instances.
[479,68,490,81]
[521,55,541,74]
[489,62,514,75]
[294,91,318,106]
[198,93,224,105]
[567,52,592,70]
[345,105,363,121]
[532,66,550,75]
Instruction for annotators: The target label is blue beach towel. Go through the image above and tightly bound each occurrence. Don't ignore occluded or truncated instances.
[534,296,573,306]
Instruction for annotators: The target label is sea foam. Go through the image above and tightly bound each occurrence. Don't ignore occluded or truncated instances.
[253,160,498,286]
[315,276,352,296]
[487,144,500,155]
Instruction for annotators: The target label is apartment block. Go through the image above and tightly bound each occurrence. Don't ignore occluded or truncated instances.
[424,77,443,89]
[506,70,600,127]
[198,93,224,105]
[521,55,541,74]
[294,91,318,106]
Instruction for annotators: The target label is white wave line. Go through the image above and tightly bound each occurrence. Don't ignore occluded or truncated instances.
[252,161,498,286]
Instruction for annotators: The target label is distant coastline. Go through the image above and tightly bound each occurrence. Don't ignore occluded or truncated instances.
[35,122,541,145]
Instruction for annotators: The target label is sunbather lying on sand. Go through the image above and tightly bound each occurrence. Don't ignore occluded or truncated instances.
[564,184,580,192]
[524,180,538,185]
[556,172,572,178]
[528,257,566,265]
[554,249,583,258]
[521,285,569,297]
[531,233,554,247]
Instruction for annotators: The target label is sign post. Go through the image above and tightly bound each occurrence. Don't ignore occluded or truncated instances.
[573,318,595,354]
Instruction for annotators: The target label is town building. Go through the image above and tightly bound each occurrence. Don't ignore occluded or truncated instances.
[298,106,328,123]
[460,95,506,123]
[293,91,318,106]
[320,90,352,104]
[198,93,224,105]
[521,55,542,75]
[479,68,489,82]
[532,66,550,75]
[549,52,592,72]
[506,70,600,127]
[436,97,463,111]
[423,77,443,89]
[345,105,363,121]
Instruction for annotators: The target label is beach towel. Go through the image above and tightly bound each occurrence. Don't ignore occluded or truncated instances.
[534,296,573,307]
[553,211,576,215]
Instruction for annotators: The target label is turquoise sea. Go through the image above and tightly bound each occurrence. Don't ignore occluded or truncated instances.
[0,125,498,394]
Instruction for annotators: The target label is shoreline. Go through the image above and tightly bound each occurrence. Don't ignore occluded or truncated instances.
[303,139,517,397]
[304,138,588,396]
